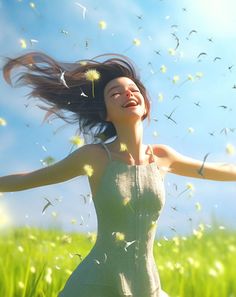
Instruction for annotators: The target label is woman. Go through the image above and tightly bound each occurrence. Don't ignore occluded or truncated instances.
[0,52,235,297]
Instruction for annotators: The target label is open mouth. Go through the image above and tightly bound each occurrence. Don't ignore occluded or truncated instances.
[122,100,139,108]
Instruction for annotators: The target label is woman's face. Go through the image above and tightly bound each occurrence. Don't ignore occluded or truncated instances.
[103,77,147,123]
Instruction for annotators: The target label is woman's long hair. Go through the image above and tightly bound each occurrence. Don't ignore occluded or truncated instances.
[2,51,151,143]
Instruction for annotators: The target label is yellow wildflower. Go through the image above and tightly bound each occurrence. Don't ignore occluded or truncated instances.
[19,38,27,49]
[85,69,101,98]
[186,183,194,191]
[226,143,235,155]
[114,232,125,242]
[70,135,84,147]
[83,164,94,177]
[120,143,128,152]
[160,65,167,73]
[0,118,7,126]
[133,38,141,46]
[98,20,107,30]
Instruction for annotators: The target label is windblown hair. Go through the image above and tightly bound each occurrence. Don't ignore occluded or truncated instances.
[2,51,151,143]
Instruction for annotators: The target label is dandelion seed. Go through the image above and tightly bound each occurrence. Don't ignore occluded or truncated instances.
[188,127,194,133]
[0,118,7,126]
[158,93,164,102]
[153,131,159,137]
[187,74,194,81]
[133,38,141,46]
[219,225,225,230]
[83,164,94,177]
[195,72,203,79]
[98,20,107,30]
[172,236,180,246]
[79,61,87,66]
[29,234,37,241]
[160,65,167,73]
[65,269,72,275]
[166,261,174,270]
[30,266,36,273]
[198,223,205,232]
[214,260,224,274]
[51,211,57,217]
[18,245,24,253]
[226,143,235,155]
[228,244,236,252]
[45,267,52,284]
[208,268,218,277]
[85,69,101,98]
[55,265,61,270]
[18,281,25,289]
[123,197,131,206]
[41,156,55,166]
[30,39,39,45]
[70,135,84,147]
[60,71,69,88]
[94,259,100,264]
[172,75,180,84]
[168,48,176,56]
[193,228,203,239]
[195,202,202,211]
[71,218,77,224]
[29,2,35,9]
[75,2,87,19]
[19,38,27,49]
[124,240,136,252]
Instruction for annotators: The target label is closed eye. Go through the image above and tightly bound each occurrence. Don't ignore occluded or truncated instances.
[112,92,120,97]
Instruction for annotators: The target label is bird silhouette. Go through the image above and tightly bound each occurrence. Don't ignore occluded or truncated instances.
[197,153,210,177]
[164,107,177,124]
[42,197,54,214]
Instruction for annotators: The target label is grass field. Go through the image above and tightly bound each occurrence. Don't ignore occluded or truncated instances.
[0,226,235,297]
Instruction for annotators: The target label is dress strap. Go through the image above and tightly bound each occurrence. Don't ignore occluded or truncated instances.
[100,142,112,161]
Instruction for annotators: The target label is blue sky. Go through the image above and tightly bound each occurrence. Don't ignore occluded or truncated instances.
[0,0,236,238]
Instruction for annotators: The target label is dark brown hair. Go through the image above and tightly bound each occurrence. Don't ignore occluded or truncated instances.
[2,51,151,143]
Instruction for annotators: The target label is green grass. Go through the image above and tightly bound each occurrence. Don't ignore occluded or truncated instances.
[0,226,235,297]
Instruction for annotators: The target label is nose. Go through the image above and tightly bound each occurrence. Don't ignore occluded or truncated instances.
[125,89,132,98]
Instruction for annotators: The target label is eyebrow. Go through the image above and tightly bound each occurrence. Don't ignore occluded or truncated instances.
[107,83,138,95]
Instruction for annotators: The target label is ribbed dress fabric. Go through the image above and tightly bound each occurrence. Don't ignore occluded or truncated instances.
[58,142,166,297]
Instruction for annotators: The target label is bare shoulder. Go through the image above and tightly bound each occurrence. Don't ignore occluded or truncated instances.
[152,143,180,160]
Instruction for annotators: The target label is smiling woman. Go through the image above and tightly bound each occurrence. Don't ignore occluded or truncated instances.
[1,50,236,297]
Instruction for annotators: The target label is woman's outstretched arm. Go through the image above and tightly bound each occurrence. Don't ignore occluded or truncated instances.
[0,145,91,192]
[155,144,236,181]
